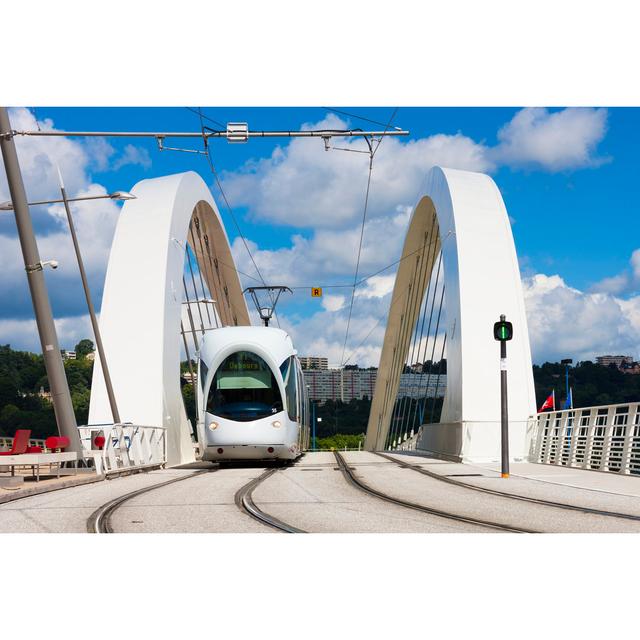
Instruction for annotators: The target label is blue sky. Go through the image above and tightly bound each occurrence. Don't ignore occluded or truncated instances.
[1,106,639,365]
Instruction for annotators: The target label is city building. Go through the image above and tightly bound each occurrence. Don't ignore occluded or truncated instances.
[86,351,96,362]
[299,356,329,370]
[304,368,376,403]
[61,350,76,361]
[303,368,446,404]
[596,355,634,368]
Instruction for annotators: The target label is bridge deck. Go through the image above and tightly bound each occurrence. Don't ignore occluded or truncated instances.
[2,452,639,533]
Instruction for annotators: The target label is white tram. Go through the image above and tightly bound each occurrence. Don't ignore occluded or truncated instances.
[196,326,310,461]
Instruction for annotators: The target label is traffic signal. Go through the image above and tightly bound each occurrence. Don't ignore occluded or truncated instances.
[493,317,513,341]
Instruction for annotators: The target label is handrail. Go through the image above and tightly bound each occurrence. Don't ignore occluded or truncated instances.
[533,402,640,475]
[77,423,167,475]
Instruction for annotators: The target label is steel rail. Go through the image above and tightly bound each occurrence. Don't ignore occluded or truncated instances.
[333,451,534,533]
[375,451,640,523]
[87,469,212,533]
[234,468,306,533]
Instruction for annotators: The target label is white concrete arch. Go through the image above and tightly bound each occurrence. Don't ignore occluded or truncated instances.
[365,167,537,462]
[88,171,250,466]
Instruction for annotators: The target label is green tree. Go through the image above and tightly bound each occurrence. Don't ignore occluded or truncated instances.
[74,339,95,359]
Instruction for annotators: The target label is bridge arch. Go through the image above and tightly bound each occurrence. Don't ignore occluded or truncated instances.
[88,172,250,466]
[365,167,537,462]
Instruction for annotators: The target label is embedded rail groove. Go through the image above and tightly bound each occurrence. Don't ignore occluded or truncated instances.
[234,468,306,533]
[376,451,640,523]
[88,469,212,533]
[334,451,534,533]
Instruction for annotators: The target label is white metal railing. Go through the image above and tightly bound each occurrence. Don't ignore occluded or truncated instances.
[78,424,167,475]
[532,402,640,476]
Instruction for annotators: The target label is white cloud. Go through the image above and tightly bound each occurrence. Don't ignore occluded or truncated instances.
[112,144,152,170]
[0,109,123,338]
[591,249,640,296]
[322,294,345,312]
[492,107,609,171]
[222,114,492,230]
[0,314,92,352]
[0,109,151,205]
[522,273,640,363]
[221,109,608,234]
[231,205,413,288]
[1,108,93,203]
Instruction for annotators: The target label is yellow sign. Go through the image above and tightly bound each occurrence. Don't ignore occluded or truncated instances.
[311,287,323,298]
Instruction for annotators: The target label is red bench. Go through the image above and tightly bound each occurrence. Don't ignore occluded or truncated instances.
[0,431,77,482]
[0,429,31,456]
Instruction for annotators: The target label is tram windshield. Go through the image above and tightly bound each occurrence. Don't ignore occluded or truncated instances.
[207,351,283,422]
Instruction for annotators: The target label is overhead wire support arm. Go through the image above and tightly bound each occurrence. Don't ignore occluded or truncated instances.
[9,128,409,140]
[243,286,292,327]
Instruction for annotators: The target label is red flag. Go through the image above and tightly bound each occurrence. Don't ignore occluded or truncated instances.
[538,390,555,412]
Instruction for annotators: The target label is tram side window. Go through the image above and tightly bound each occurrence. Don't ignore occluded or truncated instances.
[284,356,298,421]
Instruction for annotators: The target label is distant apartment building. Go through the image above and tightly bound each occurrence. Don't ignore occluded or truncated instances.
[303,368,447,404]
[304,368,376,403]
[61,350,76,361]
[299,356,329,370]
[596,355,634,368]
[86,351,96,362]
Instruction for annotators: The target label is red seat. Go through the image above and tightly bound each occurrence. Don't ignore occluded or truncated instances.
[26,446,43,453]
[45,436,70,452]
[0,429,32,456]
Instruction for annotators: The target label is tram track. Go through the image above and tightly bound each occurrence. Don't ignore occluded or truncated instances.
[88,469,213,533]
[234,467,306,533]
[334,451,534,533]
[375,451,640,523]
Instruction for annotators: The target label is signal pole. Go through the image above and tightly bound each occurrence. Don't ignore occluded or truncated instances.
[0,108,82,456]
[493,314,513,478]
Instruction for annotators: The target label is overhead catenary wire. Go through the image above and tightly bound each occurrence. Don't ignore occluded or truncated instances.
[192,108,281,328]
[339,108,398,368]
[322,107,404,132]
[185,106,226,130]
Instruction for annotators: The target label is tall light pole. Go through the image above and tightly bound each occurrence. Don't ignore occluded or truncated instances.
[0,107,81,456]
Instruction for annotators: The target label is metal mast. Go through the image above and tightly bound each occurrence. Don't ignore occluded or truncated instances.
[0,107,82,456]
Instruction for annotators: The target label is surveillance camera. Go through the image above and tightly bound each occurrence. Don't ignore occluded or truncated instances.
[50,261,59,269]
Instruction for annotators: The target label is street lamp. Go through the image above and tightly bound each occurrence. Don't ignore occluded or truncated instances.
[1,181,137,426]
[0,191,135,210]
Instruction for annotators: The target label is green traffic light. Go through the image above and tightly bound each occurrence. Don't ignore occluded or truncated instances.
[493,318,513,341]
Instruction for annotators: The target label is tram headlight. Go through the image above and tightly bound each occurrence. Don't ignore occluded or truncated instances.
[208,421,219,431]
[271,420,281,428]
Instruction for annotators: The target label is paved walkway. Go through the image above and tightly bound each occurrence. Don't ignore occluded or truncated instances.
[382,451,640,524]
